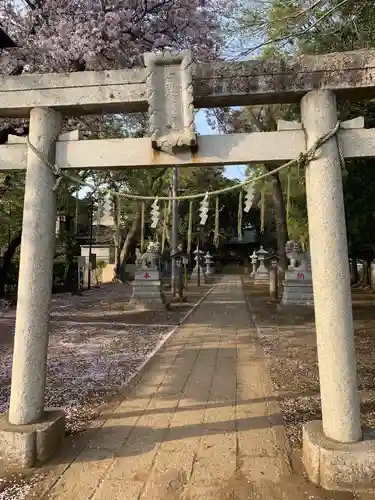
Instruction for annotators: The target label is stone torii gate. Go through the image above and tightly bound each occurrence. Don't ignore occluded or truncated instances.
[1,49,375,489]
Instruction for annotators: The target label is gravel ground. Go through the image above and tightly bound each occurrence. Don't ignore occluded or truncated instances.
[0,323,171,434]
[243,281,375,451]
[0,281,211,499]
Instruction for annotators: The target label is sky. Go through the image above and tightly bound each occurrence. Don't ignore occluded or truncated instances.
[195,109,246,181]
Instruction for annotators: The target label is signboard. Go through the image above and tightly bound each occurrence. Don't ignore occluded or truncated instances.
[134,269,159,281]
[89,253,97,270]
[182,256,188,265]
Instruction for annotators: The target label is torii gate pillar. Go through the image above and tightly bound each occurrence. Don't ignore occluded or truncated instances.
[0,108,65,469]
[301,91,374,490]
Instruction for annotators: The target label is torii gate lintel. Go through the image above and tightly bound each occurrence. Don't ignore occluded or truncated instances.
[1,120,375,171]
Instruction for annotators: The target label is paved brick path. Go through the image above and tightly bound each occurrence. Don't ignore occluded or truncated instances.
[38,276,309,499]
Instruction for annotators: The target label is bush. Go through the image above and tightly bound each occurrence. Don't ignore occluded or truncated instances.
[93,259,107,284]
[52,261,67,293]
[2,259,69,297]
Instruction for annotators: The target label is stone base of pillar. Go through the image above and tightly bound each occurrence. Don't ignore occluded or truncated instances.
[303,420,375,491]
[0,409,65,470]
[281,269,314,306]
[130,269,168,310]
[254,272,269,285]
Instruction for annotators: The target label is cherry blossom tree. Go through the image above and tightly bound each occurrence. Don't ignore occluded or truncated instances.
[0,0,221,73]
[0,0,224,287]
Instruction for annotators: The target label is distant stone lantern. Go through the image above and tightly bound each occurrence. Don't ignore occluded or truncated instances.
[254,246,269,284]
[191,245,205,283]
[204,251,215,276]
[250,250,258,278]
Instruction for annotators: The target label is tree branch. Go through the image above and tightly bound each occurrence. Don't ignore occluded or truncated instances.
[239,0,350,57]
[231,0,327,32]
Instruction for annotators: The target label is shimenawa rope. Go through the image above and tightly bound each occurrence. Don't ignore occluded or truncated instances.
[26,121,342,201]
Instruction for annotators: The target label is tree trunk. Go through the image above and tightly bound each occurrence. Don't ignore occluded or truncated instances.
[267,169,289,271]
[112,195,127,279]
[350,256,358,284]
[60,216,79,293]
[0,230,22,297]
[117,209,142,281]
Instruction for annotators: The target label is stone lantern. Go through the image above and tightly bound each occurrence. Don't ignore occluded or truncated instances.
[250,250,258,278]
[130,241,167,309]
[191,245,205,281]
[254,246,269,284]
[204,251,215,276]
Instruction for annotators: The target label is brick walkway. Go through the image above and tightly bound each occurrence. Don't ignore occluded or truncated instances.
[38,276,313,500]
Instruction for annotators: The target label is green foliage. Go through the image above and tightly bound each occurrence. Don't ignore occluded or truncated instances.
[218,0,375,256]
[0,172,24,253]
[161,167,247,249]
[3,259,70,297]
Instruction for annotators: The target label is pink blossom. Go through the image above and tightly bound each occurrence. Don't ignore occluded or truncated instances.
[0,0,222,74]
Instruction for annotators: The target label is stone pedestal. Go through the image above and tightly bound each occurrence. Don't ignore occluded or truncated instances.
[131,268,167,310]
[131,242,167,310]
[281,243,314,306]
[0,409,65,470]
[303,421,375,491]
[281,268,314,306]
